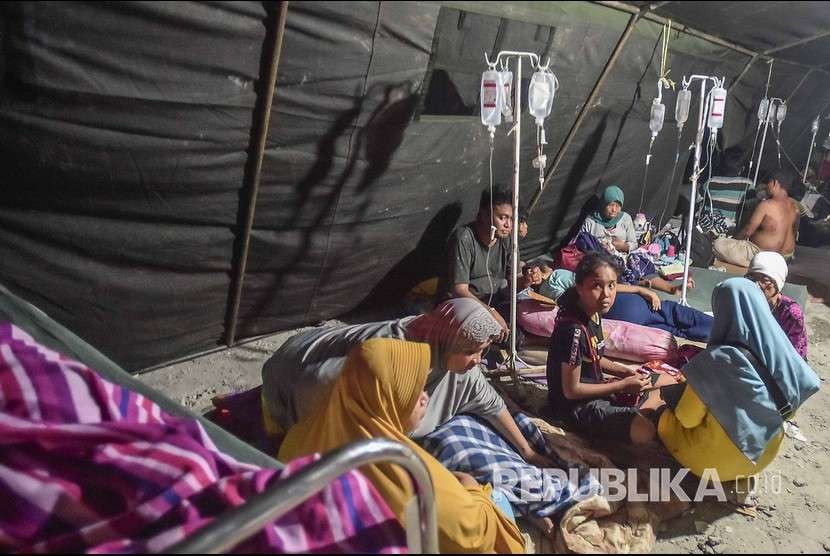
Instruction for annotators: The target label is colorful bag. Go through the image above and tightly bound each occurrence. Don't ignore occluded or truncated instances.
[557,244,584,271]
[656,231,681,256]
[622,252,657,284]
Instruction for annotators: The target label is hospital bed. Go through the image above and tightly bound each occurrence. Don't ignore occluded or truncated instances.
[0,283,438,553]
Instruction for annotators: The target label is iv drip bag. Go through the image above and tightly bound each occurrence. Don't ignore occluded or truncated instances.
[708,86,727,130]
[500,70,514,122]
[650,99,666,136]
[481,70,503,129]
[766,103,778,124]
[528,70,555,126]
[676,89,691,128]
[758,98,770,122]
[776,102,787,124]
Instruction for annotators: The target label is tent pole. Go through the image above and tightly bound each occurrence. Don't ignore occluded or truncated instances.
[786,68,813,103]
[224,1,290,347]
[764,29,830,56]
[509,55,521,380]
[595,2,830,78]
[727,54,758,94]
[527,10,641,213]
[595,1,758,58]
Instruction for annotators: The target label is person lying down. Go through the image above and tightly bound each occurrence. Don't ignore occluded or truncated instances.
[525,260,713,341]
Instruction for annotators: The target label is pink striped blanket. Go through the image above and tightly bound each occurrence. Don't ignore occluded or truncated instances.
[0,322,406,553]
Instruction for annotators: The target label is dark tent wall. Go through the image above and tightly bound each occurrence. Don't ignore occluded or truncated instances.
[0,2,268,369]
[0,1,828,370]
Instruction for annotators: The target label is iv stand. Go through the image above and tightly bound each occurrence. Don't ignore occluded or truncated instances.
[679,74,725,307]
[751,97,785,189]
[484,50,548,379]
[804,115,820,185]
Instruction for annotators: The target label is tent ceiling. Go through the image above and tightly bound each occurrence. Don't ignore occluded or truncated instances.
[3,1,830,371]
[623,1,830,69]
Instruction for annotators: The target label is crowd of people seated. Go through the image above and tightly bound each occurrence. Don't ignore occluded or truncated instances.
[255,183,818,551]
[4,180,818,554]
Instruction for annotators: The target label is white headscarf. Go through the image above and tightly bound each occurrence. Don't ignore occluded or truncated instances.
[748,251,788,293]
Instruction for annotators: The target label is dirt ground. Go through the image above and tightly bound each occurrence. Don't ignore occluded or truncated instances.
[139,299,830,554]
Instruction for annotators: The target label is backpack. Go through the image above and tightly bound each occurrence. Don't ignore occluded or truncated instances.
[689,228,714,267]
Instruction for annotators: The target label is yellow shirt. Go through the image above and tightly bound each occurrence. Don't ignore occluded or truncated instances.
[658,385,783,482]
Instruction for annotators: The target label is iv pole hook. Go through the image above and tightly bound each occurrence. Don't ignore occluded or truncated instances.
[484,51,497,70]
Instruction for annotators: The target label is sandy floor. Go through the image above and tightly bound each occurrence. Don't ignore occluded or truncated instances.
[139,299,830,554]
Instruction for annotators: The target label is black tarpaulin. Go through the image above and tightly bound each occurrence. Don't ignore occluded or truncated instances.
[1,1,829,370]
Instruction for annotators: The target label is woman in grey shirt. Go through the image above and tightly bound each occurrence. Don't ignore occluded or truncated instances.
[581,185,638,253]
[263,298,551,467]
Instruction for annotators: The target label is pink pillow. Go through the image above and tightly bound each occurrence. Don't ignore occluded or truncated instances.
[517,300,679,363]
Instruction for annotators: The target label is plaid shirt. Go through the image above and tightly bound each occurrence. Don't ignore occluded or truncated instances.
[420,412,600,519]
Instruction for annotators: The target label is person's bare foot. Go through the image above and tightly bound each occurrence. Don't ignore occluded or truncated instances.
[528,515,557,542]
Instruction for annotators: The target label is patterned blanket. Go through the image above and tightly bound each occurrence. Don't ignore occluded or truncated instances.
[420,412,600,519]
[0,322,406,553]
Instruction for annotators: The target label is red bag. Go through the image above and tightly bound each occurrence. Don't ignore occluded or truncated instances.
[557,244,584,271]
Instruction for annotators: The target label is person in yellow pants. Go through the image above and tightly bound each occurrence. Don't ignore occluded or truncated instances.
[658,278,819,482]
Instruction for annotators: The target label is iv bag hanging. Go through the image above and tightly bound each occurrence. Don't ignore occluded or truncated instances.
[481,70,503,129]
[766,103,778,124]
[758,98,770,122]
[708,87,727,130]
[776,102,787,124]
[500,70,514,122]
[528,70,556,125]
[650,99,666,136]
[676,89,691,128]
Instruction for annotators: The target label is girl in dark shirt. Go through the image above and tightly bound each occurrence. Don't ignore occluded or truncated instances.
[546,252,673,443]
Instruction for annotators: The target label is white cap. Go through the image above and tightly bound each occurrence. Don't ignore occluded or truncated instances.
[748,251,788,293]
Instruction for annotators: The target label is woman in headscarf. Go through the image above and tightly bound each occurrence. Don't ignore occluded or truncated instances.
[746,251,808,359]
[262,298,550,466]
[658,278,820,481]
[581,185,638,253]
[279,338,526,554]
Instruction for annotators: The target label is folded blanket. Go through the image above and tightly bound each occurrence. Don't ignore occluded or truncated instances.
[658,262,687,278]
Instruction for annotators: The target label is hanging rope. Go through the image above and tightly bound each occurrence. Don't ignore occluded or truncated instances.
[658,20,676,92]
[639,21,676,215]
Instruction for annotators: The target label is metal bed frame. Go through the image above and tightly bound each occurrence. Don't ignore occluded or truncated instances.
[169,438,439,554]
